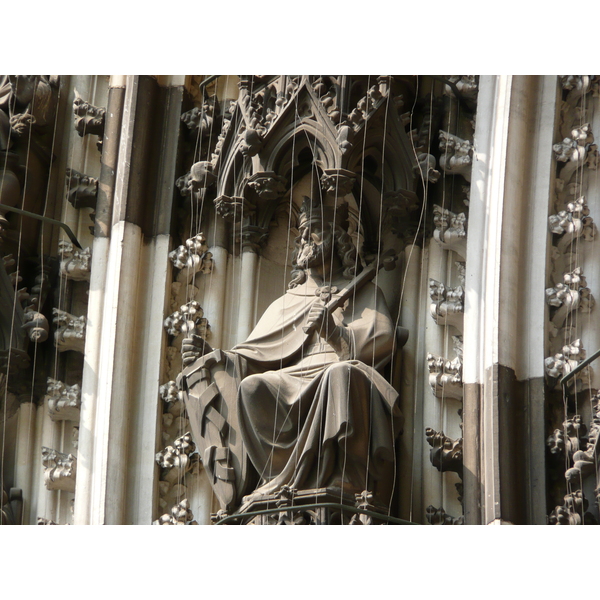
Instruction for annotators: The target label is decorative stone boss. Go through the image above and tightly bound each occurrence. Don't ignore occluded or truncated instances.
[177,196,406,515]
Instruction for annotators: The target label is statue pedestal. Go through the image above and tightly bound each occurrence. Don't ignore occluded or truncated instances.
[214,487,393,525]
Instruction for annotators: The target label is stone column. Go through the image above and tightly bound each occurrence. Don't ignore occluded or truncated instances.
[464,75,557,524]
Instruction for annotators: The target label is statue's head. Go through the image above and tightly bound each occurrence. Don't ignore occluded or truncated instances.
[289,196,358,288]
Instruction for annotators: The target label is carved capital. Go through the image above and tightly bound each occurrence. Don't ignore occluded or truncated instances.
[214,194,256,224]
[42,447,77,493]
[429,278,464,330]
[433,205,467,259]
[425,428,463,477]
[549,196,596,253]
[164,301,210,339]
[65,168,98,210]
[246,172,287,201]
[58,241,91,281]
[52,309,86,353]
[320,168,356,197]
[46,378,81,421]
[73,93,105,149]
[438,131,473,181]
[241,226,270,253]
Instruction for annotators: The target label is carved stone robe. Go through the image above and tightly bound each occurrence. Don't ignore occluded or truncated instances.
[232,273,403,502]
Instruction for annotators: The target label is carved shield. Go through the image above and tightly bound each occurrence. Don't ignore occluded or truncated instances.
[177,349,257,512]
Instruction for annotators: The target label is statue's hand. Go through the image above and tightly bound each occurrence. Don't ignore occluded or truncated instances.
[181,334,213,367]
[306,303,337,340]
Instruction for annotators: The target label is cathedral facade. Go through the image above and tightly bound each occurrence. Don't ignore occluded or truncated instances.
[1,75,598,525]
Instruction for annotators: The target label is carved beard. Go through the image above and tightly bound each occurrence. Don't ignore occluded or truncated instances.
[297,233,333,270]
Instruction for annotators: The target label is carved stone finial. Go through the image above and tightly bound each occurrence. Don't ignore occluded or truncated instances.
[438,131,473,181]
[42,447,77,493]
[65,167,98,210]
[46,378,81,421]
[433,205,467,258]
[52,309,86,353]
[429,278,464,330]
[58,240,91,281]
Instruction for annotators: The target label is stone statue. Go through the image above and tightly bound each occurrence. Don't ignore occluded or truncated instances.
[0,75,59,250]
[177,196,405,517]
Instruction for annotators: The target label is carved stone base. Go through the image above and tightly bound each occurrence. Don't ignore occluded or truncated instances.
[217,487,393,525]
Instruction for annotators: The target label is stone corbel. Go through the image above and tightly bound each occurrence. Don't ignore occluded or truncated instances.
[169,233,214,284]
[429,278,464,330]
[433,205,467,259]
[427,336,463,400]
[438,131,473,181]
[58,240,91,281]
[426,505,464,525]
[152,498,198,525]
[155,432,198,484]
[52,309,86,354]
[544,339,592,392]
[164,300,210,341]
[73,93,105,151]
[548,196,596,253]
[65,167,98,210]
[425,428,463,477]
[42,447,77,493]
[46,378,81,421]
[545,267,594,337]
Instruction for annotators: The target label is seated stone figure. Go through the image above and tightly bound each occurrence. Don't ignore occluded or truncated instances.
[177,197,404,517]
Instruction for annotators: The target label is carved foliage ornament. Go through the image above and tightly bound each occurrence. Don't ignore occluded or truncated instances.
[164,301,210,340]
[438,131,473,181]
[429,278,464,330]
[58,240,91,281]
